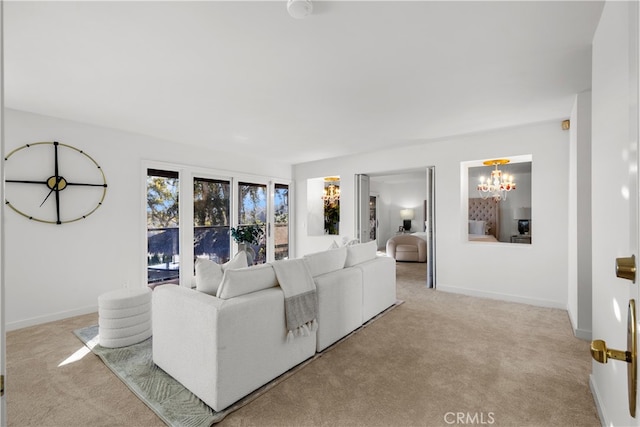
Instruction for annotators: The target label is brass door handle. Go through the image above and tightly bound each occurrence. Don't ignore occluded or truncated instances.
[591,299,637,417]
[591,339,632,363]
[616,255,636,283]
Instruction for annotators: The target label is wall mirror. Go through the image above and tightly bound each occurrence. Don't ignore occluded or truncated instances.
[307,176,340,235]
[465,156,532,244]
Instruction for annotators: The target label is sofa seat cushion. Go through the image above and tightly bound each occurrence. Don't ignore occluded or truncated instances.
[396,244,418,253]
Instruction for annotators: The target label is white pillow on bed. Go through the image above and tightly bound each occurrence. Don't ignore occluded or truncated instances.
[468,220,486,235]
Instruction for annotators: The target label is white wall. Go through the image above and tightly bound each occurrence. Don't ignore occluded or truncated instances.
[4,109,292,330]
[370,176,426,250]
[384,180,426,233]
[567,90,592,340]
[294,120,570,308]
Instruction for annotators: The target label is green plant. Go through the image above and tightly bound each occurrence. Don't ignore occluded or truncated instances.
[230,224,264,245]
[324,200,340,235]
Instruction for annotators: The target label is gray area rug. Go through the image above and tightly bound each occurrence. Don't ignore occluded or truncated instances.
[74,326,221,426]
[74,300,403,427]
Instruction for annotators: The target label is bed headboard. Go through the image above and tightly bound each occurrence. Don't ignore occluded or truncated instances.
[468,198,499,238]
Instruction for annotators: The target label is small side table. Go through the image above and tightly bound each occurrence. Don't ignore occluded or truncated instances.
[98,288,152,348]
[511,234,532,244]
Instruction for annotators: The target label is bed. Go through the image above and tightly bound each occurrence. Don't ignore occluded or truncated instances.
[468,197,500,242]
[468,233,499,242]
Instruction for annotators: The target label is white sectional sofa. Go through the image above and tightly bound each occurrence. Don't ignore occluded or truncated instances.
[152,241,396,412]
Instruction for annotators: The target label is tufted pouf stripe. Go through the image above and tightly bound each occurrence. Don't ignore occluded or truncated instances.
[98,312,151,329]
[98,329,153,349]
[98,288,152,309]
[99,302,151,319]
[98,287,152,348]
[99,320,152,339]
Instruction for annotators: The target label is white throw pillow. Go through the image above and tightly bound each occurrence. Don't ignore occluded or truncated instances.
[226,250,249,270]
[303,246,347,277]
[216,263,278,299]
[195,258,224,295]
[345,240,377,267]
[195,251,249,295]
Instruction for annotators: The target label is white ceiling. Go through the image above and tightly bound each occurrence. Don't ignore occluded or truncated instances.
[4,1,604,165]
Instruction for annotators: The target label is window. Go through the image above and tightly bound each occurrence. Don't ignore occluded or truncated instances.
[238,182,267,264]
[144,163,292,285]
[274,184,289,260]
[194,177,231,263]
[147,169,179,285]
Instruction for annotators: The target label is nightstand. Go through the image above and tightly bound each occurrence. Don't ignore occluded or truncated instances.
[511,234,531,244]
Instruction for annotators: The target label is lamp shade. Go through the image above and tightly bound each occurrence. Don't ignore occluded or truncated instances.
[513,207,531,220]
[400,209,415,220]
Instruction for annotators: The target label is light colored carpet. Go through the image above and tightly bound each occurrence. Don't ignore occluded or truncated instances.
[72,300,403,427]
[7,262,600,426]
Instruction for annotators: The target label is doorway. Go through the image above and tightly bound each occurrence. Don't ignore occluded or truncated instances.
[356,167,435,288]
[369,195,378,244]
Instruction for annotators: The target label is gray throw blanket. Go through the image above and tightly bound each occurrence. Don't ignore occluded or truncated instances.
[272,259,318,342]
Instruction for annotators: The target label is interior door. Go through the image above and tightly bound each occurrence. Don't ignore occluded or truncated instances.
[590,1,640,424]
[425,166,435,288]
[355,174,371,243]
[369,195,378,244]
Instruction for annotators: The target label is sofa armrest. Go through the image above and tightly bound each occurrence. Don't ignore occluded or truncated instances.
[152,285,223,408]
[354,256,397,322]
[152,284,316,412]
[385,238,398,258]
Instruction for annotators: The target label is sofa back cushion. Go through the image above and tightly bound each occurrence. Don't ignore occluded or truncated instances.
[216,263,278,299]
[303,246,347,278]
[196,251,248,295]
[345,241,378,267]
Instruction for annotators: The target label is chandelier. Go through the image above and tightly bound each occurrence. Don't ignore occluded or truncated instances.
[477,159,516,201]
[322,177,340,204]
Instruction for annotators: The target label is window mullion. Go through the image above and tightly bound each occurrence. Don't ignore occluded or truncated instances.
[180,170,194,288]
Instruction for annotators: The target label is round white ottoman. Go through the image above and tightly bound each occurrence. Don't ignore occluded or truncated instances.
[98,288,152,348]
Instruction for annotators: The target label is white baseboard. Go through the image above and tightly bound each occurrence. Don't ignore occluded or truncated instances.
[567,307,592,341]
[589,374,607,427]
[7,305,98,332]
[436,283,566,309]
[573,327,592,341]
